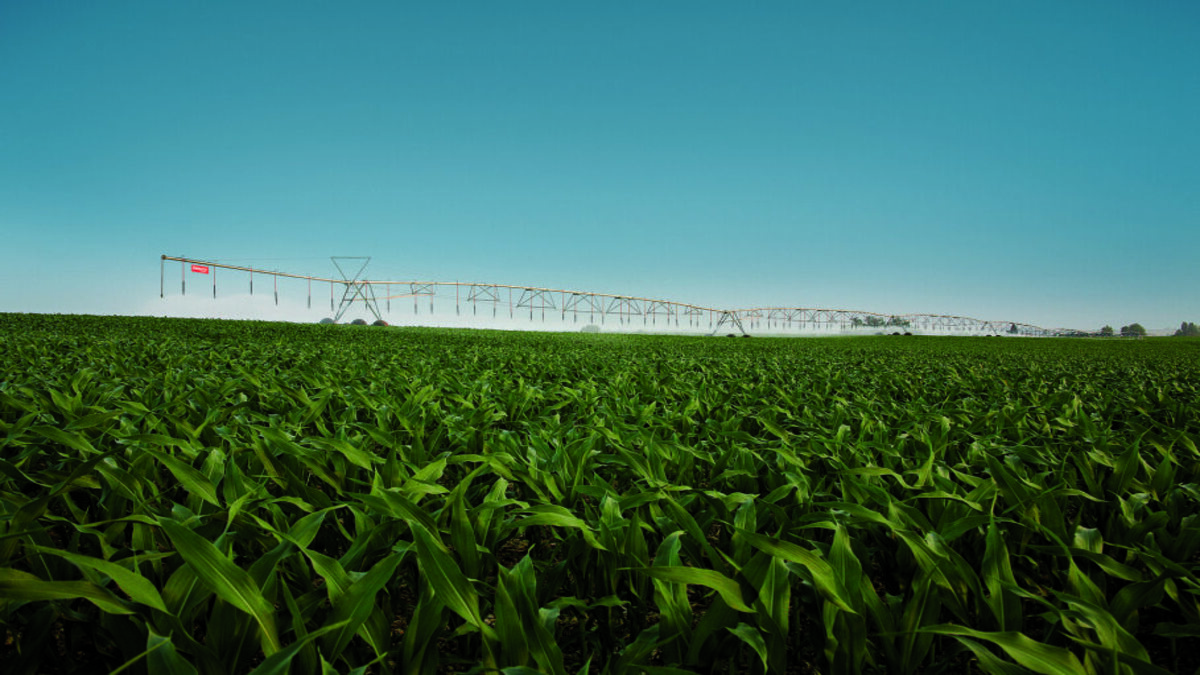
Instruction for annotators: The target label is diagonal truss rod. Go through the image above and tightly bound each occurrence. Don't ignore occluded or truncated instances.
[160,255,1069,336]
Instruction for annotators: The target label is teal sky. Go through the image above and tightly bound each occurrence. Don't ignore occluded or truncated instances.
[2,2,1197,331]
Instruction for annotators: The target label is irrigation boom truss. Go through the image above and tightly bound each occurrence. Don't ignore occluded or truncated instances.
[160,255,1066,336]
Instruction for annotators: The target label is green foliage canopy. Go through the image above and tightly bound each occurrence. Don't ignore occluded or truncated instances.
[1,314,1198,674]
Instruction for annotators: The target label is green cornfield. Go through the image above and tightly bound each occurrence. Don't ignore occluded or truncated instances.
[1,313,1198,674]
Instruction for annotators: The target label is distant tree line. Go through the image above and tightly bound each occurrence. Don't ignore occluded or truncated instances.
[850,315,912,328]
[1097,322,1200,337]
[1175,321,1200,337]
[1098,324,1146,337]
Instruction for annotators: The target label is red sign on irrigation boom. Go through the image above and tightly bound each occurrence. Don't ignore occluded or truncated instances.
[191,264,210,274]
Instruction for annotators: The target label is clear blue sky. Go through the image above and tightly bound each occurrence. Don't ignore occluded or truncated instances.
[2,1,1196,331]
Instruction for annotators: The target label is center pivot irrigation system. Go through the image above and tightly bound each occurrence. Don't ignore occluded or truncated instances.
[160,255,1066,336]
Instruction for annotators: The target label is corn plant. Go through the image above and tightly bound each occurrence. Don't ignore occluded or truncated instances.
[1,314,1198,674]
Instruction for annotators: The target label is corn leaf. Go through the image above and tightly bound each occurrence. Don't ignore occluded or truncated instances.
[158,518,280,655]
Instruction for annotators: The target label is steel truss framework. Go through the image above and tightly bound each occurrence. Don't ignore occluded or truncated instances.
[160,255,1066,337]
